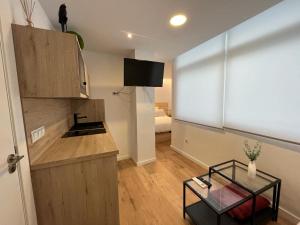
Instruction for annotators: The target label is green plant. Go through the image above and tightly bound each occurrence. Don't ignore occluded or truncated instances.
[67,31,84,49]
[243,140,261,161]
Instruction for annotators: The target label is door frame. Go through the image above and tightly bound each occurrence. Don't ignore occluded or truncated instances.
[0,16,29,225]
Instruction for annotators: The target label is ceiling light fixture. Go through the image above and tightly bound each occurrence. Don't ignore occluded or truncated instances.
[170,14,187,27]
[127,33,133,39]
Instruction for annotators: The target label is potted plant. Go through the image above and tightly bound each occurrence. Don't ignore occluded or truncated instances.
[243,140,261,178]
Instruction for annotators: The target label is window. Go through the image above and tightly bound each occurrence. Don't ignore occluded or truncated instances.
[174,33,226,128]
[224,0,300,143]
[174,0,300,144]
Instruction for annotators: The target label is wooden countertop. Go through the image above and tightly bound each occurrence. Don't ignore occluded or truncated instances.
[31,127,119,171]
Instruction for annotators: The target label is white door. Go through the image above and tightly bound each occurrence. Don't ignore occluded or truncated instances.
[0,19,26,225]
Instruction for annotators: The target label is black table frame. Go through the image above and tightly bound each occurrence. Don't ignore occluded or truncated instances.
[183,159,281,225]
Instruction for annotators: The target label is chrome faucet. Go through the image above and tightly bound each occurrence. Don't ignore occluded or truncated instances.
[74,113,87,126]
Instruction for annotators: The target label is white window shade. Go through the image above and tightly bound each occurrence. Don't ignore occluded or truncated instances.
[225,0,300,143]
[174,33,226,128]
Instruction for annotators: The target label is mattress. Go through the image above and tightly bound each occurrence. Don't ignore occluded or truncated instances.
[155,116,172,133]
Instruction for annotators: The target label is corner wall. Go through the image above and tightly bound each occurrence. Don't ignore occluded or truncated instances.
[82,50,131,160]
[83,49,161,165]
[131,50,157,165]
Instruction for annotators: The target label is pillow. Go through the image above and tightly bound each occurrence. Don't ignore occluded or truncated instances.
[227,195,270,221]
[210,183,270,221]
[155,108,166,117]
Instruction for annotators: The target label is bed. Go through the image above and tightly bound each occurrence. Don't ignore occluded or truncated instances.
[155,102,171,143]
[155,115,172,133]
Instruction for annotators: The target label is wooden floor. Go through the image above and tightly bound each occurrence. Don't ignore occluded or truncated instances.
[118,141,291,225]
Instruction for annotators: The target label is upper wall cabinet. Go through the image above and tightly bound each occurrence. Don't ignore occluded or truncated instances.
[12,24,89,98]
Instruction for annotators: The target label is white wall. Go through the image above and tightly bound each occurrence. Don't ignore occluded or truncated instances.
[135,86,156,164]
[171,121,235,167]
[128,49,157,165]
[155,61,172,111]
[83,50,164,166]
[172,119,300,222]
[83,50,131,160]
[0,1,52,225]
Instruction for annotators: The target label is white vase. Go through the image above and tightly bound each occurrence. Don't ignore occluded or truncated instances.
[248,161,256,179]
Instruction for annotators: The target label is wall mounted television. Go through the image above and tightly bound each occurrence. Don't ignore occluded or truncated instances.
[124,58,164,87]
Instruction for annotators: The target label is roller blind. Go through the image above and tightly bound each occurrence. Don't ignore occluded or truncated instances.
[224,0,300,143]
[174,33,226,128]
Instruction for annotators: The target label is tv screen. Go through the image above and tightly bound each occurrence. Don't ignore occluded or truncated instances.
[124,58,164,87]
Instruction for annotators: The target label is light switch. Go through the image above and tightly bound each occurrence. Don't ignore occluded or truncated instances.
[31,126,45,144]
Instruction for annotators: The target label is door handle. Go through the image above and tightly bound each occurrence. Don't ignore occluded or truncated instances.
[7,154,24,174]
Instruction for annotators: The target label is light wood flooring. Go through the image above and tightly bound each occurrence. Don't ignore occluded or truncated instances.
[118,141,291,225]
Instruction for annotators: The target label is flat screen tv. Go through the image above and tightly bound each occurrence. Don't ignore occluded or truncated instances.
[124,58,164,87]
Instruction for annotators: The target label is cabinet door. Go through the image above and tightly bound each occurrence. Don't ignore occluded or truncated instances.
[32,156,120,225]
[12,25,81,98]
[78,48,87,96]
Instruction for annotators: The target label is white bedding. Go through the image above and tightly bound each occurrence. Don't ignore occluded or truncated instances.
[155,116,172,133]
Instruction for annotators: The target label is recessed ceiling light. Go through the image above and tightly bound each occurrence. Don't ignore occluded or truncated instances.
[127,33,133,39]
[170,14,187,27]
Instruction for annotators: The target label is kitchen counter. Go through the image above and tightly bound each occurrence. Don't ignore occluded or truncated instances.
[30,124,120,225]
[31,127,119,171]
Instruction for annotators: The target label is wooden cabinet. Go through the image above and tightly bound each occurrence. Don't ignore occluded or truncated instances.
[31,155,119,225]
[12,24,89,98]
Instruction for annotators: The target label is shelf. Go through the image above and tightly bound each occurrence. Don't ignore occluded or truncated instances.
[186,201,273,225]
[185,174,253,214]
[210,160,279,194]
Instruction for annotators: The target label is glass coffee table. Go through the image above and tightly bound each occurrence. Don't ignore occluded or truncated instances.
[183,160,281,225]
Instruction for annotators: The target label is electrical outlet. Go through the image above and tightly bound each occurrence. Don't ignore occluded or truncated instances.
[31,126,45,143]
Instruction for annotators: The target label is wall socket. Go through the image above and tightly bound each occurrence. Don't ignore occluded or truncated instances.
[31,126,45,144]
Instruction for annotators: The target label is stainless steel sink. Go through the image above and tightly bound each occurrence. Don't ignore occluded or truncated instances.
[62,121,106,138]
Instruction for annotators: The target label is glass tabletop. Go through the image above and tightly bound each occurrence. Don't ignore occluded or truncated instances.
[210,161,278,193]
[185,173,252,214]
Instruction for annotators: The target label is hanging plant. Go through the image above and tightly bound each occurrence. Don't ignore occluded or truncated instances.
[19,0,36,27]
[67,31,85,49]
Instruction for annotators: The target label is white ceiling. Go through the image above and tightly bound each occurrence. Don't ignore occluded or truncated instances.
[39,0,281,60]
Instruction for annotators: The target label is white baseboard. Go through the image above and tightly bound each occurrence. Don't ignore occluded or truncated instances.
[279,206,300,224]
[117,155,156,166]
[170,145,209,169]
[135,157,156,166]
[117,154,130,161]
[170,144,300,223]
